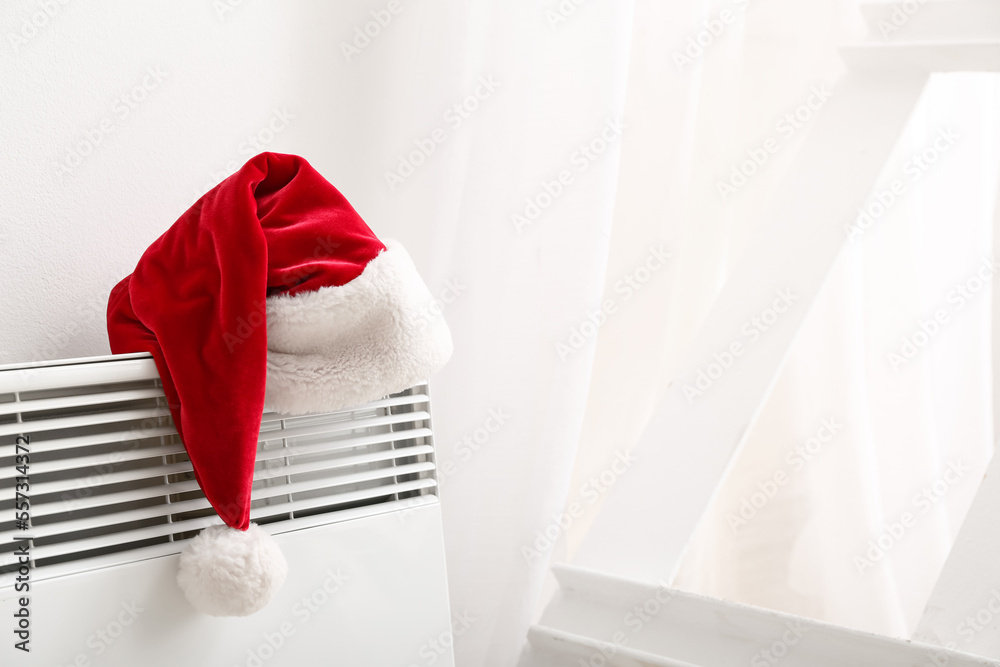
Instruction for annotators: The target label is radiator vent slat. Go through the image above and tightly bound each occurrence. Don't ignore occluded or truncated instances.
[4,427,434,496]
[0,387,166,416]
[2,424,433,482]
[0,442,189,480]
[10,478,438,565]
[0,425,180,458]
[2,460,437,541]
[0,410,430,461]
[0,353,439,579]
[0,407,172,437]
[26,444,436,518]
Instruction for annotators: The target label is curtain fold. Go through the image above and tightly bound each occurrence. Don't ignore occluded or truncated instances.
[406,0,1000,659]
[384,2,636,664]
[672,73,1000,637]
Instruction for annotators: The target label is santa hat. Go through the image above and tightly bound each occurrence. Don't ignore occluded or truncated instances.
[106,152,453,616]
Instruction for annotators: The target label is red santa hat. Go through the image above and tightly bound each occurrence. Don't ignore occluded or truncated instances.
[106,152,453,616]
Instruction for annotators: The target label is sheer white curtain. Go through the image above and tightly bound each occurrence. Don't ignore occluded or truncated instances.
[372,2,634,665]
[401,0,1000,662]
[672,72,1000,636]
[551,0,999,646]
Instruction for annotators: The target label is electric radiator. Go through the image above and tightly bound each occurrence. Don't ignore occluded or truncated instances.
[0,352,455,666]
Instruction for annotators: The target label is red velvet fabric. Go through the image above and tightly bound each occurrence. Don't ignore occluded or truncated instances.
[107,152,386,530]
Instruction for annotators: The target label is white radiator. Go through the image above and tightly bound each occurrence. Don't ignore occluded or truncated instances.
[0,352,455,666]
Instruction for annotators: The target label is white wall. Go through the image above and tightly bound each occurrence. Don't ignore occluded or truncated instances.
[0,0,463,364]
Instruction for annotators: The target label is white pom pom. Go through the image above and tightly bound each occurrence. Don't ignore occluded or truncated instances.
[177,523,288,617]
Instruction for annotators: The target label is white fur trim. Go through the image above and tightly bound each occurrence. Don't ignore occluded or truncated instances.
[177,524,288,617]
[263,239,453,415]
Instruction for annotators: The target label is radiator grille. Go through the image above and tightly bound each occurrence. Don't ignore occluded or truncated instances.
[0,353,438,582]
